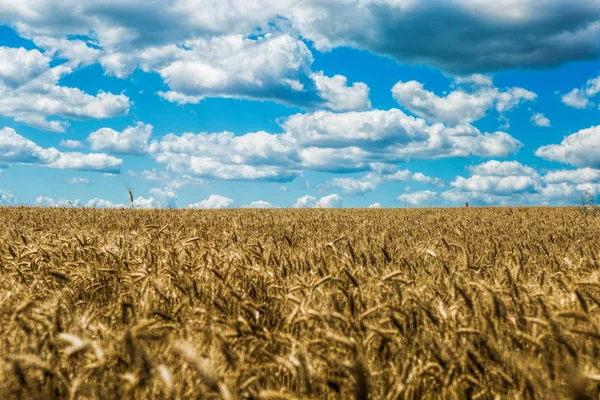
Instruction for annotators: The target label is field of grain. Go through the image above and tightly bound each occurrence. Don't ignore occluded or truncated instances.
[1,207,600,399]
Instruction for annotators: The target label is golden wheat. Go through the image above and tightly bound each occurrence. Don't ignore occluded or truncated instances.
[0,206,599,399]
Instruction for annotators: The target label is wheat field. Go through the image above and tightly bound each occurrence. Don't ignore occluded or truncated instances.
[1,206,600,399]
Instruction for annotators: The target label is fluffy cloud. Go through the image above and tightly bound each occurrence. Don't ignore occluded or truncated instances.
[88,122,152,155]
[562,89,589,109]
[242,200,275,208]
[442,160,600,205]
[318,194,343,208]
[149,187,178,207]
[293,194,343,208]
[535,125,600,167]
[561,74,600,109]
[148,104,521,182]
[368,202,381,208]
[2,0,600,97]
[392,80,536,126]
[292,195,318,208]
[0,189,17,205]
[0,48,130,131]
[531,113,551,127]
[60,140,84,149]
[310,71,371,112]
[85,196,157,208]
[329,168,444,195]
[283,109,522,160]
[130,169,206,189]
[0,46,50,87]
[188,194,234,209]
[545,168,600,184]
[34,196,80,207]
[468,160,538,177]
[0,127,122,172]
[397,190,438,206]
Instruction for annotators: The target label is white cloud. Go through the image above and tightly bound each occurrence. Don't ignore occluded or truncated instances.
[293,194,343,208]
[545,168,600,184]
[531,113,551,127]
[0,49,130,131]
[88,122,152,155]
[411,172,444,187]
[397,190,437,206]
[0,189,17,205]
[148,104,521,183]
[149,187,178,207]
[392,80,536,126]
[292,195,317,208]
[47,152,122,172]
[368,202,381,208]
[329,168,444,194]
[535,125,600,168]
[188,195,234,209]
[0,127,122,172]
[34,196,80,207]
[60,140,84,149]
[85,196,156,208]
[310,71,371,112]
[562,74,600,109]
[442,160,600,205]
[562,89,589,109]
[242,200,275,208]
[451,175,538,196]
[468,160,538,177]
[131,168,206,189]
[284,108,522,160]
[0,46,50,87]
[329,173,382,195]
[317,194,343,208]
[66,177,89,184]
[86,198,126,208]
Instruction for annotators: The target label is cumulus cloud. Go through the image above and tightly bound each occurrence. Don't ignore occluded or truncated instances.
[88,122,152,155]
[561,74,600,109]
[0,46,50,87]
[130,168,206,189]
[0,189,17,205]
[392,80,536,126]
[562,89,589,109]
[34,196,80,207]
[188,195,234,209]
[60,140,84,149]
[545,168,600,184]
[368,202,381,208]
[531,113,551,127]
[535,125,600,168]
[149,187,178,207]
[329,167,444,195]
[0,48,130,131]
[397,190,438,206]
[310,71,371,112]
[293,194,343,208]
[442,160,600,205]
[148,104,521,183]
[242,200,275,208]
[317,194,343,208]
[0,127,122,172]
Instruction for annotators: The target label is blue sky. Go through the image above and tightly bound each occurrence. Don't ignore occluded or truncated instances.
[1,0,600,208]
